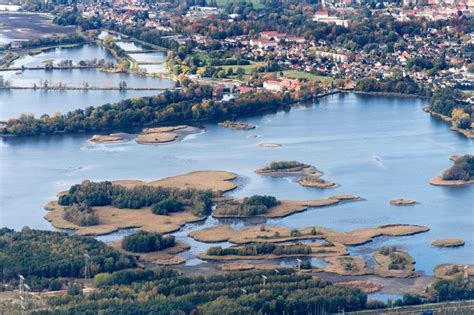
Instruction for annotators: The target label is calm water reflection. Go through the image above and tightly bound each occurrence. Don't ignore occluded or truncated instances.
[0,93,472,274]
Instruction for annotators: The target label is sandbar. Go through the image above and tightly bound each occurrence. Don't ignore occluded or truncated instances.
[89,133,130,143]
[431,239,465,248]
[389,198,417,206]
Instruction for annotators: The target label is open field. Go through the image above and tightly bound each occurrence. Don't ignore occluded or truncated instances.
[210,0,264,9]
[283,71,335,83]
[0,12,75,43]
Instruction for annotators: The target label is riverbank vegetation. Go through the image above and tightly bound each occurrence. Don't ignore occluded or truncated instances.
[0,84,301,137]
[354,76,429,96]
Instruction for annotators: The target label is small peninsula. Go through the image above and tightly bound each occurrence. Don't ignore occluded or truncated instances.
[429,154,474,186]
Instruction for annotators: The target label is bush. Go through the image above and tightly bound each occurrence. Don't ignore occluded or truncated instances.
[152,198,184,215]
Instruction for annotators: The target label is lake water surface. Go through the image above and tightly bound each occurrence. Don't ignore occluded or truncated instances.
[0,93,472,275]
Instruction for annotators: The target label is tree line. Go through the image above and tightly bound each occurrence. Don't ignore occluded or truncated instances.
[214,195,280,217]
[1,83,300,137]
[0,227,135,283]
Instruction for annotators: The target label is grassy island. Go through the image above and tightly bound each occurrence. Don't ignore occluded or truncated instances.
[45,171,237,236]
[213,195,359,219]
[199,241,347,261]
[324,256,372,276]
[297,176,337,188]
[255,161,317,175]
[190,224,429,247]
[430,155,474,186]
[373,247,416,278]
[218,120,256,130]
[136,125,201,144]
[109,231,190,266]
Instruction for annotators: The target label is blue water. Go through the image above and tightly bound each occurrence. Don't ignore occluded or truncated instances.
[0,93,472,275]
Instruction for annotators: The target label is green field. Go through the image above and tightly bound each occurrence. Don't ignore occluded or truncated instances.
[283,71,334,83]
[221,64,258,74]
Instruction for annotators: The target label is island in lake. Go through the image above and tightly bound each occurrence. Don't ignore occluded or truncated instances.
[429,154,474,186]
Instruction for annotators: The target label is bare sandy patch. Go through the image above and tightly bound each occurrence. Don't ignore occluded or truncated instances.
[142,125,188,133]
[259,143,282,148]
[431,239,465,248]
[89,133,130,143]
[429,176,474,186]
[136,132,178,144]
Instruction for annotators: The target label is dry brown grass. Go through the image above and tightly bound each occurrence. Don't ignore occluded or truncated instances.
[142,125,188,133]
[45,171,238,236]
[220,262,255,271]
[212,197,349,219]
[189,225,333,244]
[431,239,465,248]
[323,256,372,276]
[373,251,416,278]
[135,132,178,144]
[326,224,429,246]
[335,281,383,294]
[434,264,474,280]
[297,176,337,188]
[45,200,202,236]
[149,171,238,192]
[109,240,190,266]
